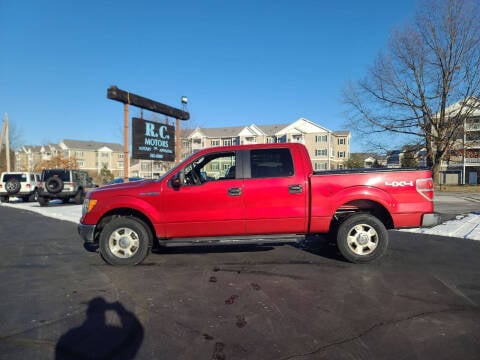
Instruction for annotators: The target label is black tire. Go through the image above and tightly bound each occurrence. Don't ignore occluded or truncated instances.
[38,196,49,207]
[5,179,21,194]
[45,176,64,194]
[28,190,39,202]
[99,217,152,266]
[0,196,8,203]
[73,190,85,205]
[336,213,388,264]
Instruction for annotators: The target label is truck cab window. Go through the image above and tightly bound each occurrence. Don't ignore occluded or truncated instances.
[250,148,294,178]
[183,152,236,185]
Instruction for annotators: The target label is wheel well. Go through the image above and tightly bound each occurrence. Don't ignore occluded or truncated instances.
[95,208,156,244]
[330,199,394,232]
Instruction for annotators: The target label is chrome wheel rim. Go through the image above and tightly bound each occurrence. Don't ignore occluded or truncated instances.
[347,224,378,255]
[108,227,140,258]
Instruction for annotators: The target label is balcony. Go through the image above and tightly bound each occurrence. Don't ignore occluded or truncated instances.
[465,123,480,131]
[465,140,480,148]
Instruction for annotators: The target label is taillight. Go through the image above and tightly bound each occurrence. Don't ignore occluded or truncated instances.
[416,178,434,201]
[26,184,31,188]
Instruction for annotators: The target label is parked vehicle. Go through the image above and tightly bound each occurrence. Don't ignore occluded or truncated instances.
[78,143,441,266]
[38,169,94,206]
[0,172,40,203]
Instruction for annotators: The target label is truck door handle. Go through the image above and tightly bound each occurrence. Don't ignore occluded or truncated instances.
[288,184,303,194]
[228,187,242,196]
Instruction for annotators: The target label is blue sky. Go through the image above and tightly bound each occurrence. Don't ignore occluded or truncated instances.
[0,0,417,152]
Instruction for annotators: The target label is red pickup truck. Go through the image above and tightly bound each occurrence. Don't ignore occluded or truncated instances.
[78,143,440,265]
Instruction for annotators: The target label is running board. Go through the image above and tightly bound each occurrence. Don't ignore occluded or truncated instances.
[157,234,305,247]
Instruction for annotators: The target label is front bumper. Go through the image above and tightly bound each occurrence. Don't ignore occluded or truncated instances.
[78,223,96,243]
[421,213,442,227]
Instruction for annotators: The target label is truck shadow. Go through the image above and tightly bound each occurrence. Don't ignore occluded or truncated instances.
[152,236,347,262]
[153,244,275,255]
[295,234,346,262]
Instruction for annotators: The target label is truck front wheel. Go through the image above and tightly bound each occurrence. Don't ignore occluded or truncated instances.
[336,214,388,263]
[99,217,152,266]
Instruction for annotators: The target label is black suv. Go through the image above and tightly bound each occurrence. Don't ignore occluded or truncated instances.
[38,169,93,206]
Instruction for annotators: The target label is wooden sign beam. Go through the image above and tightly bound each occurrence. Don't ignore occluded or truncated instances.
[107,86,190,120]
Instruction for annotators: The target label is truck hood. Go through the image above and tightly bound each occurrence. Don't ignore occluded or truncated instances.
[90,179,154,195]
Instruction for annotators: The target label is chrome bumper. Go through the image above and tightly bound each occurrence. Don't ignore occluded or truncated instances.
[421,213,442,228]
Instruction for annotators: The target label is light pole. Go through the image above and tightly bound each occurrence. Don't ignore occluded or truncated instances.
[176,96,188,164]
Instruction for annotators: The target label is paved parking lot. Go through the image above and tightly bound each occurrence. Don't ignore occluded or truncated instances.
[0,205,479,359]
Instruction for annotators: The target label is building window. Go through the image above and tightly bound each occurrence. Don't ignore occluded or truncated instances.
[75,151,84,158]
[314,162,327,170]
[223,139,232,146]
[77,161,84,167]
[315,135,327,142]
[337,138,346,145]
[118,154,124,159]
[266,137,275,144]
[211,163,220,171]
[337,151,345,158]
[315,149,327,156]
[211,140,220,146]
[117,162,123,168]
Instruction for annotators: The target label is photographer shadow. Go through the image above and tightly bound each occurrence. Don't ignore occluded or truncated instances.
[55,297,144,360]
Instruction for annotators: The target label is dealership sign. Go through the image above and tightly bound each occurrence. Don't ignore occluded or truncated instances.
[132,117,175,161]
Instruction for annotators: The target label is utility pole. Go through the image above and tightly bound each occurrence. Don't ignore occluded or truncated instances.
[0,113,11,171]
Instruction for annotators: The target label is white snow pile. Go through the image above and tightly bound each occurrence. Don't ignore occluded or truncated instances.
[2,201,480,241]
[402,212,480,241]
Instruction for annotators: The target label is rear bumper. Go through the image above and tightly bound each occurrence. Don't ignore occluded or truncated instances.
[421,213,442,228]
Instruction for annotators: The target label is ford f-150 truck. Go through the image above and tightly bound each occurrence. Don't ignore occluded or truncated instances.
[78,143,441,266]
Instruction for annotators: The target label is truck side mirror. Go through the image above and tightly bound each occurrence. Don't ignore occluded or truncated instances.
[172,172,184,190]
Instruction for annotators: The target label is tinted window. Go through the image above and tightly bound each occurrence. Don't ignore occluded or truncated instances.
[42,170,71,181]
[250,148,294,178]
[2,173,27,182]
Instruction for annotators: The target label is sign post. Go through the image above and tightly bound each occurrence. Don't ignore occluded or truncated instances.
[107,86,190,181]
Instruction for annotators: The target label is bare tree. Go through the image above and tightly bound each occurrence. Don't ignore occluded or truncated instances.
[344,0,480,183]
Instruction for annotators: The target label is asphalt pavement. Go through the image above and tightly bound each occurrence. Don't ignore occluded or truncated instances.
[0,206,479,359]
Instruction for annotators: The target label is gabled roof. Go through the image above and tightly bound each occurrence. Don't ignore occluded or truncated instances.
[274,118,331,136]
[442,97,480,118]
[60,139,123,152]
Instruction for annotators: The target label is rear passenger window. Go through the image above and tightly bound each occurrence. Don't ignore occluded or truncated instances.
[250,148,294,178]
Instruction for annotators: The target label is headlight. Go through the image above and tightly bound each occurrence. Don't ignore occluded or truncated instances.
[82,199,97,216]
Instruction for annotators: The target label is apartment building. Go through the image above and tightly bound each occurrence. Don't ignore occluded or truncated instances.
[16,139,126,177]
[14,118,351,179]
[181,118,351,171]
[439,98,480,184]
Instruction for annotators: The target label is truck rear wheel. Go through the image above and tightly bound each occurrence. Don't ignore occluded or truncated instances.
[336,213,388,263]
[99,217,152,266]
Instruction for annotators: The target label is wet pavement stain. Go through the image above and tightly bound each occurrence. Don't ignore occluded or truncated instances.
[250,282,261,291]
[225,295,239,305]
[212,342,226,360]
[203,333,214,341]
[236,315,247,328]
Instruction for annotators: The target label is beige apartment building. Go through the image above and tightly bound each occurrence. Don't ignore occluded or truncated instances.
[16,140,126,177]
[182,118,351,171]
[14,118,351,179]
